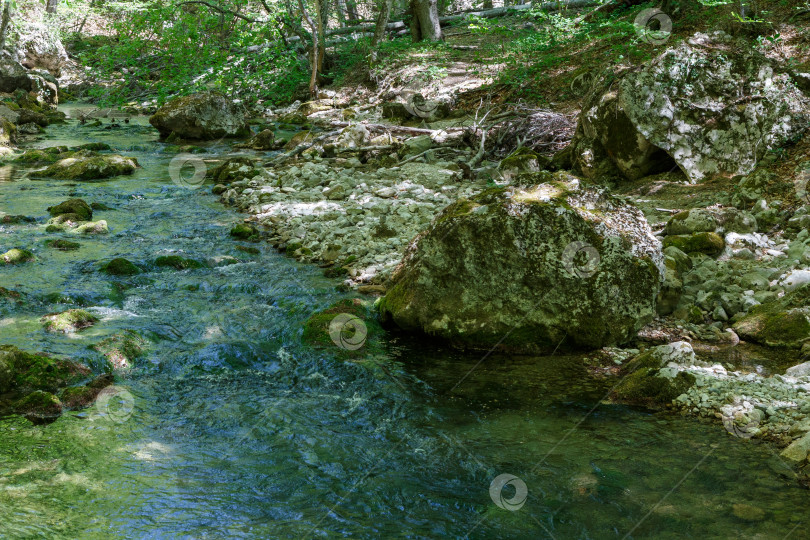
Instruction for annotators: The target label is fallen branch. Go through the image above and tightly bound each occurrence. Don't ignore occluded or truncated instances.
[269,129,340,165]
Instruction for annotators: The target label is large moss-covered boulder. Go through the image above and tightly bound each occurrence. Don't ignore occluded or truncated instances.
[39,153,138,180]
[378,174,664,353]
[149,92,250,140]
[568,32,808,182]
[733,285,810,349]
[0,345,90,394]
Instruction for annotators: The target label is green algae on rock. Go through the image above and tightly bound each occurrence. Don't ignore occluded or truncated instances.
[733,285,810,349]
[610,343,698,407]
[154,255,205,270]
[91,331,148,370]
[44,239,81,251]
[41,309,99,333]
[102,258,140,275]
[379,175,664,353]
[47,198,93,220]
[302,299,382,356]
[38,153,139,180]
[1,248,34,264]
[0,345,91,395]
[13,391,63,424]
[230,223,259,240]
[662,232,725,257]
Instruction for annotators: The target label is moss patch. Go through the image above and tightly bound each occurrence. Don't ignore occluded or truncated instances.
[154,255,205,270]
[41,309,99,333]
[102,258,140,275]
[47,198,93,221]
[91,331,148,369]
[663,232,725,256]
[14,391,62,424]
[1,248,34,264]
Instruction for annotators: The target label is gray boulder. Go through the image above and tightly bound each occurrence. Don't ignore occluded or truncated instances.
[379,173,664,353]
[567,32,808,183]
[149,92,250,140]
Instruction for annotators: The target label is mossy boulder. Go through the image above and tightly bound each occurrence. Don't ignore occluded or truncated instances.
[498,147,544,182]
[91,331,147,369]
[73,220,109,234]
[39,153,138,180]
[733,285,810,349]
[41,309,99,333]
[102,258,140,275]
[568,33,809,182]
[47,198,92,220]
[662,232,724,257]
[237,129,276,150]
[611,342,698,407]
[149,91,250,140]
[44,239,80,251]
[0,345,91,394]
[1,248,34,264]
[14,391,62,424]
[154,255,205,270]
[230,223,259,240]
[283,130,312,151]
[0,214,35,224]
[379,175,664,353]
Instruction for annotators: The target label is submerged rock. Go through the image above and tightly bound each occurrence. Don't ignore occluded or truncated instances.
[378,174,663,353]
[41,309,99,333]
[102,258,140,276]
[92,331,147,370]
[14,391,63,424]
[154,255,205,270]
[149,92,250,140]
[0,344,90,401]
[47,198,92,220]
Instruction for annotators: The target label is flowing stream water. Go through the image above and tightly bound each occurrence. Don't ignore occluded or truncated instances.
[0,106,807,539]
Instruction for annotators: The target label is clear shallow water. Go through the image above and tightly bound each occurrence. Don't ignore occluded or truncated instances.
[0,107,807,539]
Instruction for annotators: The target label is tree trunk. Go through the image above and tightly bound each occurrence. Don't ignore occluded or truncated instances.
[345,0,359,22]
[0,1,11,51]
[297,0,320,96]
[410,0,441,42]
[372,0,395,46]
[46,0,58,14]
